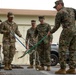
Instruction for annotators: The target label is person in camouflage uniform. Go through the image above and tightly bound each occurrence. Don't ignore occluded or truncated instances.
[26,20,40,69]
[0,12,22,70]
[0,20,2,65]
[48,0,76,74]
[0,20,2,32]
[34,16,53,71]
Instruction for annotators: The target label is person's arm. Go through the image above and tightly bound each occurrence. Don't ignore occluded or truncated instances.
[0,22,9,34]
[25,30,30,49]
[34,27,38,38]
[15,23,22,37]
[47,24,51,36]
[50,34,53,44]
[50,12,61,34]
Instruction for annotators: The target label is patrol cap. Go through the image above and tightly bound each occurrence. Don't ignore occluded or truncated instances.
[38,16,44,19]
[53,0,64,8]
[7,12,14,17]
[31,20,36,23]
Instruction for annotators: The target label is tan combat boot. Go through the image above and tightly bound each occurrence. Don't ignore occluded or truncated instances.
[35,65,41,70]
[66,69,76,74]
[4,63,9,70]
[38,66,45,70]
[8,64,12,70]
[35,65,40,68]
[46,66,51,71]
[27,65,33,68]
[55,69,66,74]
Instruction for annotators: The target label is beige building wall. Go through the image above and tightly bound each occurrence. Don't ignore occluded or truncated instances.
[0,15,62,65]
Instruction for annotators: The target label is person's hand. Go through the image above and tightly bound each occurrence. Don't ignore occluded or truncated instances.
[50,42,52,44]
[4,30,10,34]
[47,31,51,36]
[26,45,29,50]
[19,34,22,37]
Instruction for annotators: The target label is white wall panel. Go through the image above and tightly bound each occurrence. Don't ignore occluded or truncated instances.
[12,25,31,65]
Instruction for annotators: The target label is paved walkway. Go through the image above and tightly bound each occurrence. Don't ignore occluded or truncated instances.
[0,65,75,75]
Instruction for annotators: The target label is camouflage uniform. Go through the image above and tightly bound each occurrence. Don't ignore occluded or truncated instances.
[0,20,2,32]
[26,24,39,67]
[1,19,22,68]
[34,22,53,67]
[51,4,76,70]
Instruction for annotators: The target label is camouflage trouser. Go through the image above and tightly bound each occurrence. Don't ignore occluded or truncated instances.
[59,29,76,69]
[37,41,51,66]
[3,42,16,64]
[29,46,39,65]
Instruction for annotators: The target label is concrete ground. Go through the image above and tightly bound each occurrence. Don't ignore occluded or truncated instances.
[0,65,76,75]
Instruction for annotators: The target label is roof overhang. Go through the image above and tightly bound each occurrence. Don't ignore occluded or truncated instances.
[0,8,57,16]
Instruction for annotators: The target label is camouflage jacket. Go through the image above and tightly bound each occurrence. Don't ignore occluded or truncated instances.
[51,7,76,35]
[34,23,53,44]
[0,20,22,43]
[26,27,37,46]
